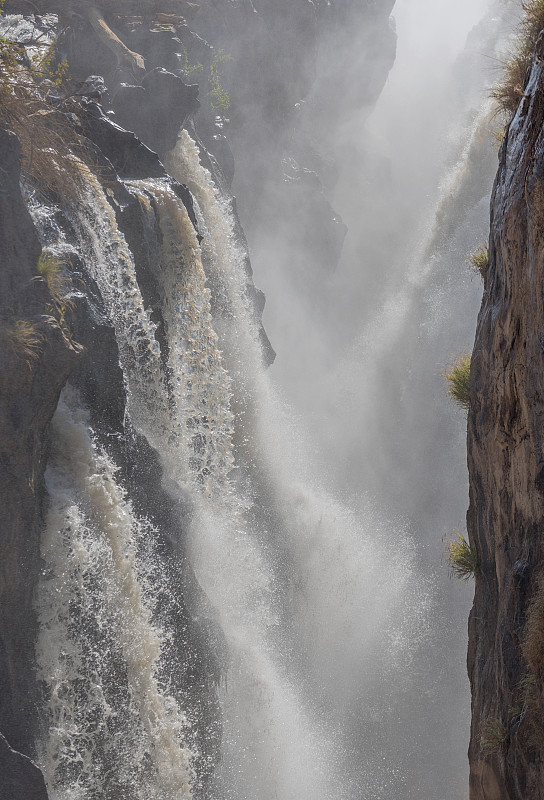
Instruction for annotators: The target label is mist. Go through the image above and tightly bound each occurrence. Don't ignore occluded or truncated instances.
[229,0,517,796]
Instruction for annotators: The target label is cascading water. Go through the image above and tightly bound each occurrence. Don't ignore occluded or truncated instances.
[37,389,193,800]
[28,2,521,799]
[32,119,432,799]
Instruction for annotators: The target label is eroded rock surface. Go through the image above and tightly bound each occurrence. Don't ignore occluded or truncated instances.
[468,33,544,800]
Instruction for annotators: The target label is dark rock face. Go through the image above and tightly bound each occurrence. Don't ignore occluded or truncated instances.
[113,68,200,156]
[0,127,82,759]
[0,129,42,299]
[76,100,168,179]
[467,35,544,800]
[0,734,48,800]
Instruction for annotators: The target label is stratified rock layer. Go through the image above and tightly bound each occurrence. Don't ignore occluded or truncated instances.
[467,33,544,800]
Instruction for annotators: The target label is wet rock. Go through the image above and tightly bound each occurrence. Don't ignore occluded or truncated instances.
[0,735,48,800]
[76,99,167,179]
[0,129,82,756]
[113,68,200,155]
[0,128,42,300]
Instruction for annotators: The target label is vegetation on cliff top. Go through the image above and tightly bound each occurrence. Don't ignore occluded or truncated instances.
[0,8,86,196]
[493,0,544,116]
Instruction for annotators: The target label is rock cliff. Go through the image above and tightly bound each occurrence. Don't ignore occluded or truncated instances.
[468,30,544,800]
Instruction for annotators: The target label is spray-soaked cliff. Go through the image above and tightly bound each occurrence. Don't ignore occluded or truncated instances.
[467,19,544,800]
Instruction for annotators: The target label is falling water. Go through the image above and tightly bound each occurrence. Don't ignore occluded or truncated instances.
[31,2,518,798]
[37,389,193,800]
[164,131,434,798]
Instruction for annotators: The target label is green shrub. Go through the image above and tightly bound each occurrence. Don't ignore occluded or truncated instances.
[469,245,489,277]
[445,533,478,581]
[445,354,471,410]
[482,718,509,755]
[492,0,544,117]
[207,50,231,114]
[180,44,203,79]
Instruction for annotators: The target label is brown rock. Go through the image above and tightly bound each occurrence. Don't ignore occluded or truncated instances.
[467,33,544,800]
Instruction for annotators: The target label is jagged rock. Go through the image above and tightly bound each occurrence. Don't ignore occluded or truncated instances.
[467,33,544,800]
[112,68,199,155]
[76,99,168,179]
[0,735,48,800]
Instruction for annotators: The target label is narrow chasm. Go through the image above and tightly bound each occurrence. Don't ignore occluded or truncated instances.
[3,2,542,800]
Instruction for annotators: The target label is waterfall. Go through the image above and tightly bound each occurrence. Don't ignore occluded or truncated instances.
[36,389,193,800]
[27,2,516,798]
[31,121,432,798]
[163,131,433,798]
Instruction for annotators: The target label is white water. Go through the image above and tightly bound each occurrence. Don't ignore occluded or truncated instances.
[33,2,519,798]
[37,390,193,800]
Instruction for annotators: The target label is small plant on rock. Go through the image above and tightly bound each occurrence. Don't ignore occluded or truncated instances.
[445,354,471,410]
[482,718,509,756]
[0,318,43,369]
[469,245,489,277]
[445,532,479,581]
[207,50,231,114]
[492,0,544,117]
[180,44,203,79]
[36,250,75,326]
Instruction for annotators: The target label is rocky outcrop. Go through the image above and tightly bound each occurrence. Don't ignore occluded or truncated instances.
[467,32,544,800]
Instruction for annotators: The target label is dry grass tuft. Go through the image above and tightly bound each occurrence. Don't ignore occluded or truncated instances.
[445,532,478,581]
[36,250,75,323]
[482,718,509,756]
[0,32,86,197]
[469,245,489,277]
[492,0,544,117]
[445,354,471,410]
[0,318,44,369]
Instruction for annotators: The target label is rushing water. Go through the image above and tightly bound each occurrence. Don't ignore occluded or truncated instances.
[31,2,518,799]
[37,390,194,800]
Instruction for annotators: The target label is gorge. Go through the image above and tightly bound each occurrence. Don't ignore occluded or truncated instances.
[1,1,543,799]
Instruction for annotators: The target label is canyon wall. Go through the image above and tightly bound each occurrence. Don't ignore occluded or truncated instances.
[468,29,544,800]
